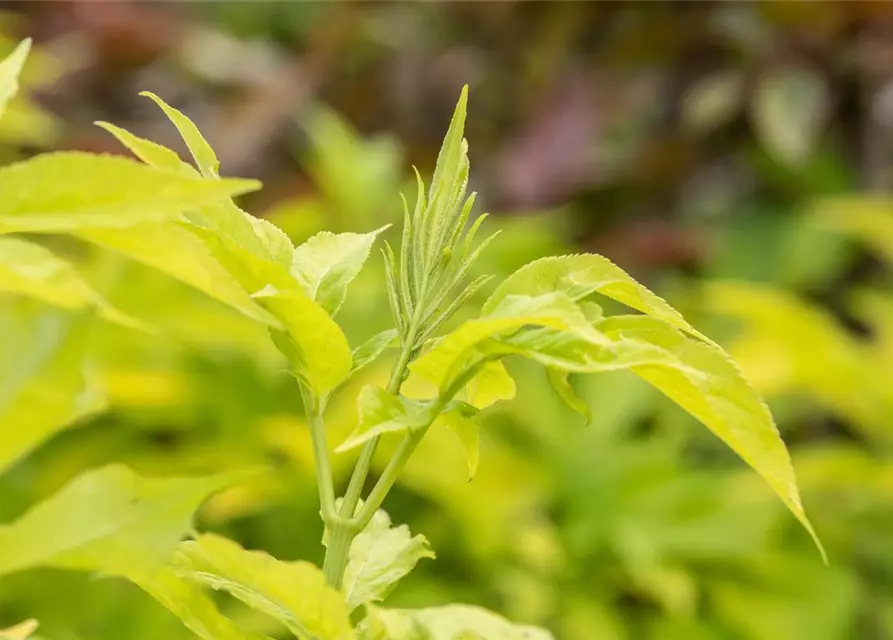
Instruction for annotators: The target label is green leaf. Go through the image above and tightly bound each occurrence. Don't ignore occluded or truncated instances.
[0,38,30,122]
[342,509,434,612]
[140,91,220,177]
[597,314,824,559]
[411,292,608,394]
[172,533,354,640]
[546,368,590,424]
[135,567,274,640]
[0,306,105,474]
[254,286,353,397]
[0,464,254,578]
[336,386,430,453]
[95,120,194,175]
[360,604,554,640]
[465,360,515,409]
[77,223,280,326]
[0,619,38,640]
[0,153,259,234]
[438,405,480,481]
[0,237,142,327]
[291,226,389,315]
[482,254,713,345]
[350,329,399,377]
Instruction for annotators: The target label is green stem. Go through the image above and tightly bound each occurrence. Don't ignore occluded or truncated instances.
[300,385,335,521]
[322,518,358,589]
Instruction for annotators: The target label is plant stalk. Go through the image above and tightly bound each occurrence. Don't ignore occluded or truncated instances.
[300,385,335,521]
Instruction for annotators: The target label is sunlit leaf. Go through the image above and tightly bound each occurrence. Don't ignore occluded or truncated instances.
[0,464,255,577]
[0,306,105,474]
[438,404,480,481]
[482,254,713,344]
[337,386,430,453]
[172,533,354,640]
[95,120,193,175]
[350,329,399,377]
[0,153,259,234]
[342,508,434,612]
[597,314,824,558]
[360,604,554,640]
[140,91,220,177]
[546,368,590,423]
[291,226,389,315]
[465,360,515,409]
[0,619,38,640]
[0,38,30,122]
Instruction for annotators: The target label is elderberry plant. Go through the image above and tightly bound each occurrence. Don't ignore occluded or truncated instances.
[0,40,822,639]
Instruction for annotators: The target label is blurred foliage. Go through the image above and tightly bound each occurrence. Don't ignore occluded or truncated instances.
[3,2,893,639]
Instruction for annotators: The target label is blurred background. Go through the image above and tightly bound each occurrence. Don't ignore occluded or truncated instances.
[3,1,893,638]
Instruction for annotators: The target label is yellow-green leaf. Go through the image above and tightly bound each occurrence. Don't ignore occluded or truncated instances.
[336,386,430,453]
[0,153,259,234]
[597,314,824,559]
[342,508,434,612]
[172,533,354,640]
[0,38,30,122]
[0,305,105,474]
[438,405,480,481]
[465,360,515,409]
[0,619,38,640]
[360,604,554,640]
[140,91,220,177]
[482,254,713,344]
[0,464,255,578]
[546,368,590,424]
[95,120,194,175]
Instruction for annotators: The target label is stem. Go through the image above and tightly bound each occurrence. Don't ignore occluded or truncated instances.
[300,385,335,520]
[322,518,358,589]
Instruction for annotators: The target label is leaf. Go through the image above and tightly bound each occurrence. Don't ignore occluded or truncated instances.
[77,223,280,326]
[291,227,389,315]
[336,386,430,453]
[135,567,274,640]
[254,286,353,397]
[140,91,220,177]
[0,619,38,640]
[0,38,30,122]
[597,314,824,559]
[438,405,480,481]
[546,368,590,424]
[0,464,255,578]
[752,67,828,166]
[95,120,194,175]
[0,152,260,234]
[465,360,515,409]
[681,70,744,133]
[0,237,141,327]
[342,509,434,612]
[350,329,399,376]
[482,254,713,345]
[0,306,105,474]
[360,604,554,640]
[172,533,354,640]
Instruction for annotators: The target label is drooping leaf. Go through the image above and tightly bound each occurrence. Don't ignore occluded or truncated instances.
[546,368,590,424]
[438,404,480,481]
[360,604,554,640]
[291,226,389,315]
[172,533,354,640]
[0,464,255,578]
[482,254,713,344]
[342,509,434,612]
[0,305,105,474]
[135,567,274,640]
[0,38,30,122]
[597,314,824,558]
[336,386,430,453]
[0,153,259,234]
[0,619,38,640]
[0,237,141,327]
[254,286,353,397]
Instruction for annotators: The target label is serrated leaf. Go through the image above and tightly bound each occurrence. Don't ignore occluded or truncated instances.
[342,509,434,612]
[0,38,30,122]
[752,67,828,166]
[360,604,554,640]
[291,226,389,315]
[350,329,399,377]
[336,386,430,453]
[135,567,274,640]
[0,464,255,578]
[482,254,713,345]
[254,286,352,397]
[597,314,824,559]
[546,368,590,423]
[77,222,280,326]
[0,237,141,327]
[172,533,354,640]
[0,619,38,640]
[0,153,259,234]
[140,91,220,177]
[0,305,105,474]
[95,120,193,175]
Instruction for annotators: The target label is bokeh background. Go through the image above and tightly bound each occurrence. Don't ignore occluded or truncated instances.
[3,1,893,638]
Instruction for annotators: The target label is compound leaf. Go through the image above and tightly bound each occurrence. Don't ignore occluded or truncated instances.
[337,386,430,453]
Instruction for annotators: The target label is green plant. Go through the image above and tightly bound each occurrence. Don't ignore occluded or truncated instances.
[0,40,823,639]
